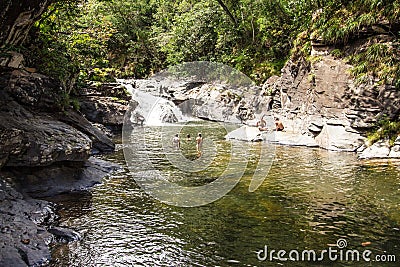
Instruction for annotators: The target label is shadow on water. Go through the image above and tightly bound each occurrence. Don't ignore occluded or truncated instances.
[49,121,400,266]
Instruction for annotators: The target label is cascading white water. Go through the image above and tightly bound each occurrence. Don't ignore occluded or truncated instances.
[122,83,185,126]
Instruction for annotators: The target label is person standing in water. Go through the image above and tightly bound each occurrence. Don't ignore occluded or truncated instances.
[172,134,180,149]
[196,133,203,154]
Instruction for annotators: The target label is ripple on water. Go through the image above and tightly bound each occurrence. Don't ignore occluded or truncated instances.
[49,123,400,267]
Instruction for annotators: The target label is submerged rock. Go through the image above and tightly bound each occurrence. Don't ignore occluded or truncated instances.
[48,226,81,243]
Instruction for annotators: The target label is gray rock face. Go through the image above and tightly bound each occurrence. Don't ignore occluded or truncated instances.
[4,157,121,198]
[0,68,120,266]
[79,96,128,126]
[253,49,400,156]
[129,79,256,124]
[0,179,55,267]
[77,83,130,127]
[0,69,115,168]
[1,114,92,167]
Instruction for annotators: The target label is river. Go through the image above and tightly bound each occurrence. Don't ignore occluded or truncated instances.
[49,121,400,266]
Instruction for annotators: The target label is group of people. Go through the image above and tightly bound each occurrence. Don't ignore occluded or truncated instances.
[172,133,203,154]
[256,115,284,132]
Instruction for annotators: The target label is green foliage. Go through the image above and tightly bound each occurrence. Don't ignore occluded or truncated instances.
[306,0,400,88]
[310,0,398,45]
[347,42,399,86]
[25,0,323,87]
[58,92,81,111]
[21,0,399,91]
[330,48,344,58]
[28,0,114,93]
[367,118,400,146]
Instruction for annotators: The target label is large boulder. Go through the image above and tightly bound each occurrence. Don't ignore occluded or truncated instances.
[0,69,115,168]
[225,126,263,142]
[0,115,91,167]
[77,83,130,127]
[315,123,365,152]
[359,140,391,159]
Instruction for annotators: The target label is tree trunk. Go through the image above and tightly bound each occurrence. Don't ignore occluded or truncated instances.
[216,0,237,26]
[0,0,53,47]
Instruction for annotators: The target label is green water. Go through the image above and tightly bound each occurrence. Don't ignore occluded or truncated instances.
[50,121,400,266]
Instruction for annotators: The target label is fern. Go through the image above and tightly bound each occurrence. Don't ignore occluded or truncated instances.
[365,43,388,62]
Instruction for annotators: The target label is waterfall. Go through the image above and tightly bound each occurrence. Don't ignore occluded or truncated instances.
[122,83,185,126]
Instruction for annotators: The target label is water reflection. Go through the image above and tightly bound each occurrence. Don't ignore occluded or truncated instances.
[49,123,400,267]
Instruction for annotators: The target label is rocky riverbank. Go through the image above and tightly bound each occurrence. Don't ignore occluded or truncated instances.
[124,44,399,159]
[0,66,126,266]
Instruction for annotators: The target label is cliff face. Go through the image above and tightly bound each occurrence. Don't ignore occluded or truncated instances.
[0,68,117,169]
[254,34,400,155]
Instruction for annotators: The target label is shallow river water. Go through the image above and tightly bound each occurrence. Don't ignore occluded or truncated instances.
[49,121,400,266]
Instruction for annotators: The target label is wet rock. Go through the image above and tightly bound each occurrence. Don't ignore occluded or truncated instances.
[0,179,54,267]
[0,155,119,265]
[3,157,121,198]
[48,226,81,243]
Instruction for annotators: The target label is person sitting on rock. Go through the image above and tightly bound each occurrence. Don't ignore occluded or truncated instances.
[275,117,284,131]
[256,115,268,131]
[135,113,145,126]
